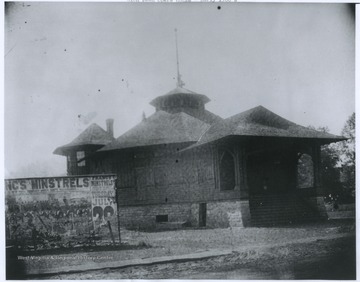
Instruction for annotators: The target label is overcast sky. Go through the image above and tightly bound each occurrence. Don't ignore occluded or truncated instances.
[5,2,355,177]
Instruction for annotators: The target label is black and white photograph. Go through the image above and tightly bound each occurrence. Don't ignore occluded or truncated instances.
[4,2,356,280]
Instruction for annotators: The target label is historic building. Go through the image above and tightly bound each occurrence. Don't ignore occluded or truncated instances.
[54,81,345,229]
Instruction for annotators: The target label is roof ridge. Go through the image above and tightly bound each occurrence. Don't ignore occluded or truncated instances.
[88,123,97,142]
[175,111,206,140]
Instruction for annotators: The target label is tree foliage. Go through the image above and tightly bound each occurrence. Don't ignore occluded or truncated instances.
[339,113,355,194]
[318,114,355,203]
[316,127,343,200]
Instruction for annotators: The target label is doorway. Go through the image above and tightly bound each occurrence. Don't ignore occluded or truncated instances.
[199,203,207,227]
[247,150,294,196]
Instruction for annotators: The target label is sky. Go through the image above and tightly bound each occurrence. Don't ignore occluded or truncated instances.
[4,2,355,178]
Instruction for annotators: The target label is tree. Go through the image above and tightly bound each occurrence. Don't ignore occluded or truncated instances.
[338,113,355,198]
[307,126,343,202]
[318,114,355,203]
[319,128,343,200]
[340,113,355,166]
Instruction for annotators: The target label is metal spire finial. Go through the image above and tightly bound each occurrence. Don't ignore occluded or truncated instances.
[175,28,185,88]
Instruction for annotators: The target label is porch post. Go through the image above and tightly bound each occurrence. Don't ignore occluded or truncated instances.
[312,144,328,218]
[313,145,324,196]
[238,146,251,226]
[238,147,249,199]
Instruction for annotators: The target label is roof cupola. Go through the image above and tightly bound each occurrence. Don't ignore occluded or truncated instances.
[150,29,211,115]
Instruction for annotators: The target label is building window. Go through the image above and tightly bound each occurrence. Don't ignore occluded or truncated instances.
[219,150,236,190]
[156,215,168,223]
[297,153,314,188]
[77,151,86,167]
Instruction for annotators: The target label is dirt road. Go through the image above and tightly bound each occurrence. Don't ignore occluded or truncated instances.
[39,234,355,280]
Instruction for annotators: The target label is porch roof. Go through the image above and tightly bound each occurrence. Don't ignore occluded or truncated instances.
[189,105,346,148]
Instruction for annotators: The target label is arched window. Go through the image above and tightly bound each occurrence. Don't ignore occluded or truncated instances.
[219,150,236,190]
[297,153,314,188]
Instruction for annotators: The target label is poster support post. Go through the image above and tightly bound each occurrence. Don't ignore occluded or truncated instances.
[115,186,121,244]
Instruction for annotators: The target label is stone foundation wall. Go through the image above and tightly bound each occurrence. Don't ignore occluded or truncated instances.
[119,200,251,230]
[118,203,192,230]
[118,196,327,230]
[207,200,250,228]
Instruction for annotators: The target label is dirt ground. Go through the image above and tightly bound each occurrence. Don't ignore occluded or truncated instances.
[10,219,356,280]
[113,220,355,258]
[39,234,356,280]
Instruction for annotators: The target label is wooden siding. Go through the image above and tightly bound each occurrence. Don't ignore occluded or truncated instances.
[84,137,322,207]
[88,143,236,206]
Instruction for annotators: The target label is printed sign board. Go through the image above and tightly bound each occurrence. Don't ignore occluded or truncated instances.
[5,175,117,246]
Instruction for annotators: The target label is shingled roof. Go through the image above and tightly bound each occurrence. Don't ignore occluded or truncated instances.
[191,105,345,147]
[99,111,210,151]
[173,107,223,124]
[54,123,115,155]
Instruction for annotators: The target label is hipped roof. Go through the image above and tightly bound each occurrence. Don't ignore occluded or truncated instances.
[99,111,210,151]
[54,105,345,156]
[190,106,345,148]
[54,123,115,155]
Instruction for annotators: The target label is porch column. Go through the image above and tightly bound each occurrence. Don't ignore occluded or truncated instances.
[237,147,249,199]
[312,144,328,218]
[238,146,251,227]
[312,145,324,196]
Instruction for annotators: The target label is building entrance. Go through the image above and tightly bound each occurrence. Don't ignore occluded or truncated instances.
[199,203,207,227]
[247,150,295,196]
